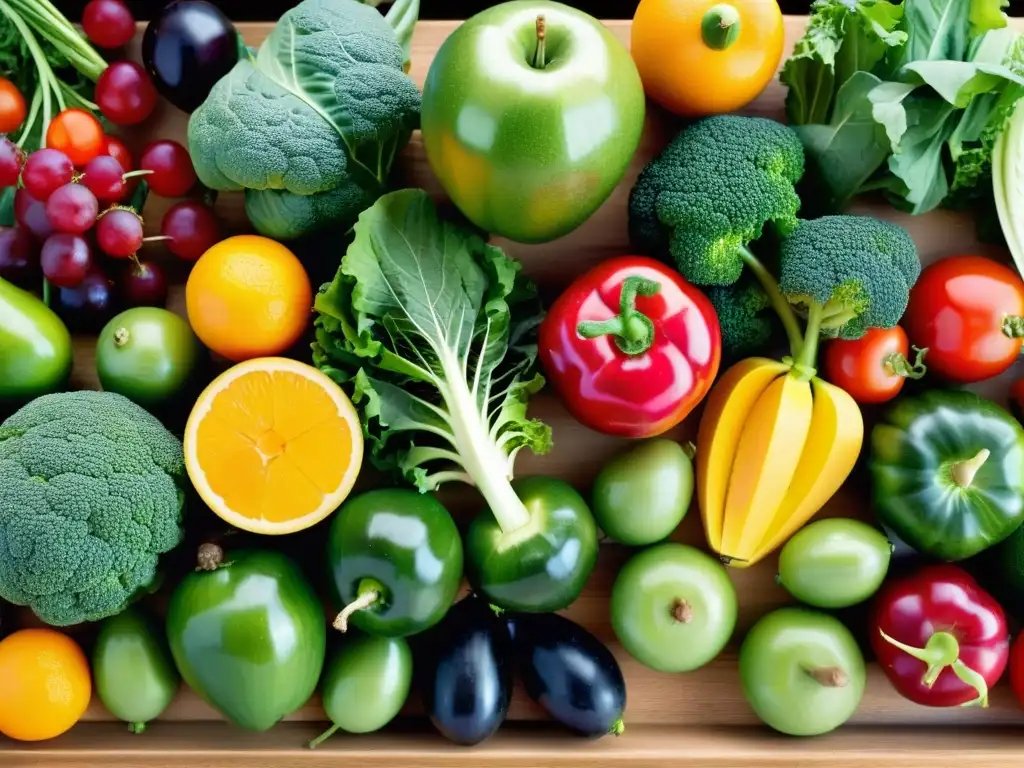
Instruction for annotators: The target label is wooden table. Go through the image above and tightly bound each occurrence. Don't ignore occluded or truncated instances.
[5,15,1024,767]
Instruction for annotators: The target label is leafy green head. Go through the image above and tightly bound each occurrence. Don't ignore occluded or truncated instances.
[628,115,806,286]
[779,214,922,339]
[187,0,420,239]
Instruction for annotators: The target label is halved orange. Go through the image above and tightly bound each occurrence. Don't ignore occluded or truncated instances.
[184,357,364,535]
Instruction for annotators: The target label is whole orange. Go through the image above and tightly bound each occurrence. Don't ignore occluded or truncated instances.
[186,235,313,362]
[631,0,785,117]
[0,628,92,741]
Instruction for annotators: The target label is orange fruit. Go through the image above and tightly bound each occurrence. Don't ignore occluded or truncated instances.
[185,235,313,362]
[184,357,364,535]
[0,628,92,741]
[631,0,785,117]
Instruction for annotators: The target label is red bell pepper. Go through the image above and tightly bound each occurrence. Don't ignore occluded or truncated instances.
[870,564,1009,708]
[538,255,721,438]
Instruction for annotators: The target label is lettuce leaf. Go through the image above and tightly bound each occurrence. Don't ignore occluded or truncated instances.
[312,188,551,504]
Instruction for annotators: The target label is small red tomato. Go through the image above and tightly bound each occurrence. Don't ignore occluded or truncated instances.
[821,326,927,404]
[0,76,27,134]
[903,255,1024,384]
[46,108,106,166]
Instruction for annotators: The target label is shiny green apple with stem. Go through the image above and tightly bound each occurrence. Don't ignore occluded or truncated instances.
[420,0,645,244]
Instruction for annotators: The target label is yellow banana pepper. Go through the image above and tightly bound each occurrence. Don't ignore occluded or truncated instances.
[697,357,863,567]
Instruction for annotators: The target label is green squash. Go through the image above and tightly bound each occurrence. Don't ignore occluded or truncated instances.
[869,389,1024,561]
[166,545,326,732]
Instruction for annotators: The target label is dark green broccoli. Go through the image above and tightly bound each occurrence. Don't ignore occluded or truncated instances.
[628,115,806,286]
[0,391,186,626]
[778,215,921,344]
[705,277,780,361]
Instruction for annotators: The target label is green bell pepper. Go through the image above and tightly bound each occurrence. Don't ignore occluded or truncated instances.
[465,476,598,612]
[869,389,1024,561]
[327,489,464,638]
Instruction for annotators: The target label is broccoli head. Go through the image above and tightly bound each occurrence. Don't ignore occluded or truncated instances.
[705,277,780,361]
[628,115,806,286]
[187,0,420,239]
[0,391,186,626]
[779,215,922,340]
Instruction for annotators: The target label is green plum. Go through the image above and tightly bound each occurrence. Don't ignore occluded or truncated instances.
[610,543,736,673]
[420,0,645,244]
[740,607,865,736]
[592,439,693,545]
[308,634,413,747]
[777,518,892,609]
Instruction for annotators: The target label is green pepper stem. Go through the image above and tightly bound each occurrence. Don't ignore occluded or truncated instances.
[1003,316,1024,338]
[738,246,804,359]
[701,3,742,50]
[884,346,928,380]
[333,587,380,633]
[950,449,990,488]
[577,276,661,356]
[803,665,850,687]
[880,630,983,696]
[307,723,341,750]
[196,543,225,571]
[532,15,547,69]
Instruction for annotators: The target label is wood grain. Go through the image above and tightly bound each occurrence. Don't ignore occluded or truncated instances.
[6,15,1024,764]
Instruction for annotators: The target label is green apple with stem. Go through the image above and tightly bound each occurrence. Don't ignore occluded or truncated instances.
[420,0,645,244]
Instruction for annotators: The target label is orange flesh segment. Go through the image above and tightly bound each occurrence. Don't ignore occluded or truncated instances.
[194,369,354,522]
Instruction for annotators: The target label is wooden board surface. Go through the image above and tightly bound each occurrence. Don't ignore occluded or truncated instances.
[6,15,1024,764]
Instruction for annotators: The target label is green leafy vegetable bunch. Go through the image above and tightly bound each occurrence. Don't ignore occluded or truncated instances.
[782,0,1024,232]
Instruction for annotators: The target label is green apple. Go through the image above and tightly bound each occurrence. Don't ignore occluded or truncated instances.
[420,0,645,244]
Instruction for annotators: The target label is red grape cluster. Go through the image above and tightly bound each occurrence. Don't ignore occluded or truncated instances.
[0,135,220,330]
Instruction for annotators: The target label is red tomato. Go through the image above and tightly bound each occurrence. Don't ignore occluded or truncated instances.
[821,326,926,404]
[45,108,106,166]
[0,77,26,134]
[903,255,1024,384]
[1010,631,1024,708]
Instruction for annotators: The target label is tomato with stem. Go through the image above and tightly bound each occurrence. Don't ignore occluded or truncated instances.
[0,77,27,134]
[821,327,927,404]
[903,255,1024,384]
[46,109,106,166]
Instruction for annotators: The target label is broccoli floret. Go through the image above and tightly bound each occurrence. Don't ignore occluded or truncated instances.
[0,391,186,626]
[187,0,420,239]
[628,115,806,286]
[778,215,922,342]
[705,278,780,360]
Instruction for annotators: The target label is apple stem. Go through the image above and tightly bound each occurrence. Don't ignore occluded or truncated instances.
[533,14,547,69]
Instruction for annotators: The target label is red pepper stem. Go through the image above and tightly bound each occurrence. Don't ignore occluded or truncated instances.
[877,628,987,704]
[1003,315,1024,338]
[577,275,661,356]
